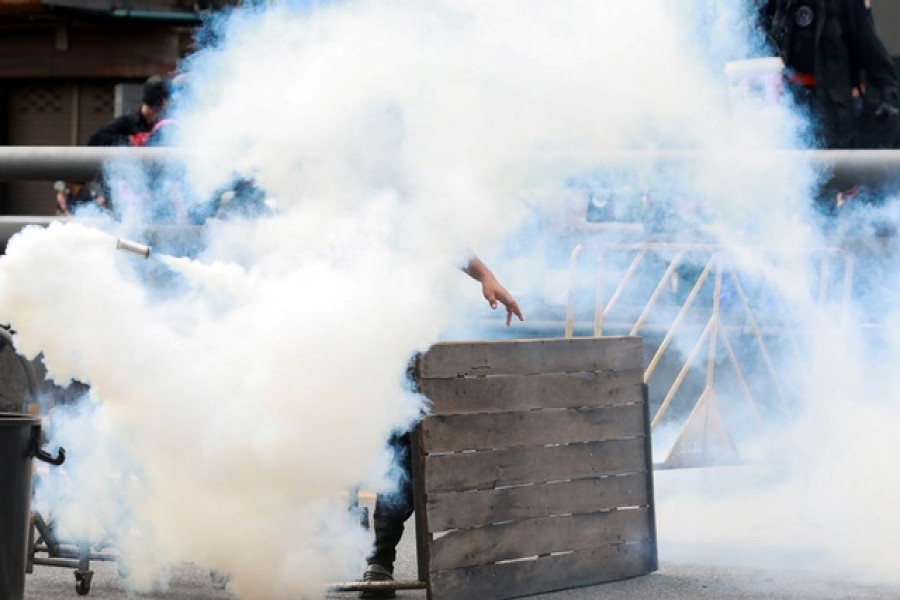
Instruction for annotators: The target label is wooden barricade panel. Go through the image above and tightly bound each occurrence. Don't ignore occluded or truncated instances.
[415,337,657,600]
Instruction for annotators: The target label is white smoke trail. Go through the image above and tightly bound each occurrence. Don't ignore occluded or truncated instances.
[2,0,900,597]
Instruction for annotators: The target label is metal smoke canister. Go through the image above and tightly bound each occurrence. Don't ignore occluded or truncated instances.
[115,238,151,259]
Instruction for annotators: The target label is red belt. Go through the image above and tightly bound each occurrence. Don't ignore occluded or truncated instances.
[786,72,816,87]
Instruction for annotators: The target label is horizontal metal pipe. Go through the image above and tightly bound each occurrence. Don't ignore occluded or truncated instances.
[0,217,203,253]
[568,149,900,187]
[31,558,82,569]
[0,146,184,181]
[32,551,118,565]
[0,146,898,183]
[330,580,427,592]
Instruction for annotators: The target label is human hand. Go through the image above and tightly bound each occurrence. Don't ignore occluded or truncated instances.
[481,274,524,326]
[875,102,899,117]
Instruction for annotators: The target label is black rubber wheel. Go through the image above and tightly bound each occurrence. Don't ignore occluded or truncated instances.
[210,571,229,589]
[75,578,90,595]
[74,571,93,596]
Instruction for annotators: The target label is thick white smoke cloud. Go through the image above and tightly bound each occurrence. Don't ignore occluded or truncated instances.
[2,0,899,597]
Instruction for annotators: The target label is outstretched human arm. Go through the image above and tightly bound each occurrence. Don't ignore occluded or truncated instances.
[463,255,524,326]
[87,114,139,147]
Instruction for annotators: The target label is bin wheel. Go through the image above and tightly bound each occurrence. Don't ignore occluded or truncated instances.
[74,570,93,595]
[210,570,230,589]
[117,561,130,579]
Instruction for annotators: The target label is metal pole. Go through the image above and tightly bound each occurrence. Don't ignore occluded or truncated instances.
[0,146,898,182]
[0,146,184,181]
[564,244,583,339]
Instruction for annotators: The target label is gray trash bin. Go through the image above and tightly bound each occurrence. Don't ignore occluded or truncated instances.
[0,413,64,600]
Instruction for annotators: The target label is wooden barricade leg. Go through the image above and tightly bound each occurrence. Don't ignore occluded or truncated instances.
[411,423,431,598]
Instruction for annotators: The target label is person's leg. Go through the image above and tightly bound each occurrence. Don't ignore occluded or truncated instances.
[362,432,414,599]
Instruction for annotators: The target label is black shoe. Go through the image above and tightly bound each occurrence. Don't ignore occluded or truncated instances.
[360,563,395,599]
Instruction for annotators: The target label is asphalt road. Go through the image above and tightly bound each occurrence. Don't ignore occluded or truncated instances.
[24,555,900,600]
[23,495,900,600]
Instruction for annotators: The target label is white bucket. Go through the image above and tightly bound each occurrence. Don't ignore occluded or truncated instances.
[724,57,785,105]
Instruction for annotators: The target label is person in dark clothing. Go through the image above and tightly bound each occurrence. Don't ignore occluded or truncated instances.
[363,430,413,597]
[85,75,181,221]
[361,256,523,599]
[87,75,172,147]
[54,180,109,215]
[759,0,900,149]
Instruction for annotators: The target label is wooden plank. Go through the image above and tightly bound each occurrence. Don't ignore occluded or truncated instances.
[44,0,200,11]
[410,426,431,592]
[43,0,113,9]
[0,2,44,14]
[418,337,643,379]
[418,369,644,415]
[421,402,645,453]
[426,473,650,533]
[429,539,655,600]
[640,382,659,573]
[0,24,181,78]
[424,437,646,493]
[429,508,652,571]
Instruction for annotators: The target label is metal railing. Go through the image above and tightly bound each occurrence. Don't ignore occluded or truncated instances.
[564,241,856,467]
[0,146,181,182]
[1,145,897,468]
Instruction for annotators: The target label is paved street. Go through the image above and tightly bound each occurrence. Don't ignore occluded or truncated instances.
[24,554,900,600]
[23,486,900,600]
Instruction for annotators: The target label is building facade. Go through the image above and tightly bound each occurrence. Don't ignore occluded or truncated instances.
[0,0,228,214]
[1,2,899,216]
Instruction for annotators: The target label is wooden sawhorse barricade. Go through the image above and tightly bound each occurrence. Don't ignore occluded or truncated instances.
[374,337,657,600]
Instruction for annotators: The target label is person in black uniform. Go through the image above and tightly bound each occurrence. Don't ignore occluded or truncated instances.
[759,0,900,149]
[87,75,172,147]
[361,256,523,599]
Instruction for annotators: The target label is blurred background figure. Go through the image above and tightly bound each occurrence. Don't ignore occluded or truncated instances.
[87,75,172,147]
[208,178,271,221]
[53,181,108,216]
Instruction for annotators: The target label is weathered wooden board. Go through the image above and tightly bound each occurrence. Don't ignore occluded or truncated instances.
[429,507,652,571]
[424,437,646,493]
[418,337,643,379]
[425,473,649,533]
[418,369,644,415]
[414,337,656,600]
[421,402,645,453]
[429,539,656,600]
[0,24,183,78]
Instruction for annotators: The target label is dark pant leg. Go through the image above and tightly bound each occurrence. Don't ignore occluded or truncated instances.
[368,432,414,571]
